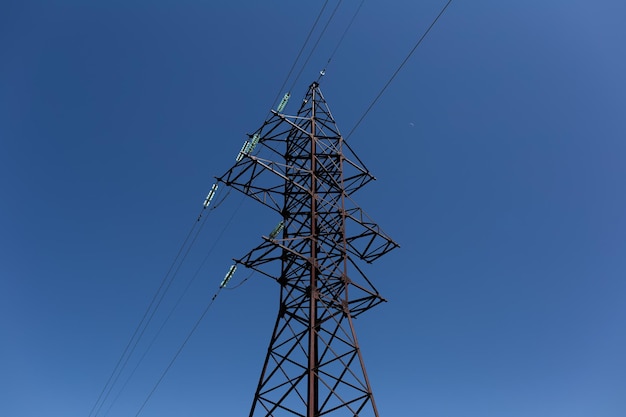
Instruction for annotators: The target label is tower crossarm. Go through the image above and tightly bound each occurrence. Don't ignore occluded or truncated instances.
[218,154,312,213]
[344,209,399,263]
[234,235,386,319]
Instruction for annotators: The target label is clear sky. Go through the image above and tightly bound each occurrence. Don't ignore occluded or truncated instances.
[1,1,625,416]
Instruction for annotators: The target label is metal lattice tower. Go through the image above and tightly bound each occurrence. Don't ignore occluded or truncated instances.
[218,81,398,417]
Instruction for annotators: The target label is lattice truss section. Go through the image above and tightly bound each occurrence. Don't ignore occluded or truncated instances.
[217,82,398,417]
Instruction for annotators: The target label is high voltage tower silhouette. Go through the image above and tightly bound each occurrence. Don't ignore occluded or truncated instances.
[218,81,398,417]
[84,4,454,415]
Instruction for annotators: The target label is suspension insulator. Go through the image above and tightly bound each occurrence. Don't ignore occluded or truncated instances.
[220,264,237,288]
[248,133,261,154]
[236,140,250,162]
[203,183,219,208]
[269,220,285,239]
[277,92,290,112]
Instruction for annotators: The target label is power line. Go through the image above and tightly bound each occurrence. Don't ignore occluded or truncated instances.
[101,195,246,416]
[133,282,228,417]
[345,0,453,140]
[222,270,254,290]
[92,211,211,417]
[87,215,201,417]
[89,186,227,417]
[290,0,344,92]
[317,0,365,82]
[268,0,330,112]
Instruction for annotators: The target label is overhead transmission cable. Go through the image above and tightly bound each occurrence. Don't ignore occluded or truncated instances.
[268,0,330,113]
[129,201,276,416]
[317,0,365,83]
[88,185,226,417]
[101,196,246,417]
[345,0,453,140]
[94,139,255,415]
[289,0,344,92]
[87,215,200,417]
[133,272,236,417]
[116,162,275,415]
[223,270,255,290]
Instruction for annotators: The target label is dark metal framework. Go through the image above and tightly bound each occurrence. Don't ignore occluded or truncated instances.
[218,82,398,417]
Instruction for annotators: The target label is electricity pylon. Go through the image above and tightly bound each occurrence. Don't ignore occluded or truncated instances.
[218,81,398,417]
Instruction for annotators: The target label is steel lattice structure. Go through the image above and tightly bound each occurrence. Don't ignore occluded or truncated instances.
[218,81,398,417]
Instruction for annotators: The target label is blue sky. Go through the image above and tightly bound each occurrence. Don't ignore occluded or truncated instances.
[1,1,625,416]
